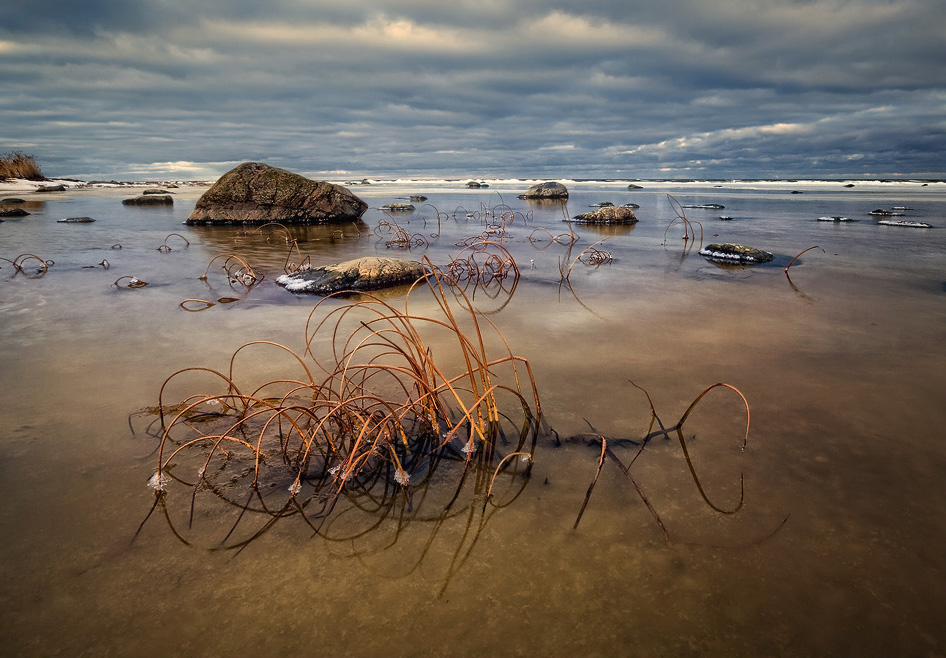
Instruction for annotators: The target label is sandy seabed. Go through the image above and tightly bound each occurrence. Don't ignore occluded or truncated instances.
[1,178,944,657]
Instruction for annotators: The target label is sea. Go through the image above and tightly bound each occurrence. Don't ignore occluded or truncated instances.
[1,177,944,657]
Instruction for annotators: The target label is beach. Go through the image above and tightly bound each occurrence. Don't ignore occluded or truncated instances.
[1,178,944,657]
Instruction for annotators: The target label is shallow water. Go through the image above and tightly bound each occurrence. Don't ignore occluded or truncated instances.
[1,180,944,657]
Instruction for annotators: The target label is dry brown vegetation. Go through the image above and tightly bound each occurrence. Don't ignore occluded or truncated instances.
[128,196,755,552]
[0,151,44,180]
[137,264,543,549]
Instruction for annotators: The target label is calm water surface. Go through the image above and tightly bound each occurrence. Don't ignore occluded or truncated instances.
[1,180,944,657]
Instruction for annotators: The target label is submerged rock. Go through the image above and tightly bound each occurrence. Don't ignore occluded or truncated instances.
[276,257,427,295]
[877,219,933,228]
[571,206,638,225]
[381,202,415,212]
[57,216,96,223]
[186,162,367,225]
[818,216,855,222]
[123,194,173,206]
[519,181,569,199]
[699,243,773,264]
[0,208,29,217]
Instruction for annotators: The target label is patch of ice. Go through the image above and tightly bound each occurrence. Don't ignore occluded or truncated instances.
[276,273,315,292]
[148,471,168,491]
[877,220,933,228]
[698,248,771,262]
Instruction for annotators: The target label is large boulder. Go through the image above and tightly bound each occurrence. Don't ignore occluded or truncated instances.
[276,257,427,295]
[571,206,638,224]
[519,181,569,199]
[186,162,367,225]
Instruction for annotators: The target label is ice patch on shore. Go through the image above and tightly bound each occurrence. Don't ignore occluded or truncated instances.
[275,273,315,292]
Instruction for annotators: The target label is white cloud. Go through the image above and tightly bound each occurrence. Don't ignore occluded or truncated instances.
[0,0,942,179]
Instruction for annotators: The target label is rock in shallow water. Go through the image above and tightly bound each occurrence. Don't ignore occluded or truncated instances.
[519,181,569,199]
[276,257,427,295]
[571,206,638,224]
[699,243,774,264]
[123,194,173,206]
[186,162,367,225]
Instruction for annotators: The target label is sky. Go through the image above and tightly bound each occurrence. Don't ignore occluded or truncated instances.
[1,0,944,181]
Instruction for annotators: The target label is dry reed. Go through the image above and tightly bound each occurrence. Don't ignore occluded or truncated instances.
[0,152,43,180]
[573,380,750,545]
[156,233,191,253]
[1,253,53,275]
[138,265,542,548]
[664,195,704,247]
[114,275,149,288]
[198,254,262,287]
[784,245,824,274]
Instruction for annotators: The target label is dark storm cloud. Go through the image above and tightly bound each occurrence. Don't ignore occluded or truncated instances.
[1,0,943,180]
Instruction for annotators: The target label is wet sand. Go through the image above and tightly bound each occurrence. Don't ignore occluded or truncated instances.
[1,180,943,657]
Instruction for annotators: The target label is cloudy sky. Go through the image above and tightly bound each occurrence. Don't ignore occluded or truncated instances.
[1,0,943,181]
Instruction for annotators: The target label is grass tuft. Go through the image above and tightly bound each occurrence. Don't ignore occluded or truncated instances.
[138,266,542,548]
[0,152,44,181]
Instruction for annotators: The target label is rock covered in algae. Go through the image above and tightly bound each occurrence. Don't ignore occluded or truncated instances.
[571,206,638,225]
[276,257,427,295]
[186,162,367,225]
[698,243,774,264]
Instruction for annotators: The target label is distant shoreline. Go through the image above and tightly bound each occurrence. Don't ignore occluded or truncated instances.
[2,175,943,196]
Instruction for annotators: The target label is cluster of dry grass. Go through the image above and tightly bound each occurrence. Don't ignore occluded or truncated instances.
[138,264,543,549]
[0,151,44,180]
[130,199,753,550]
